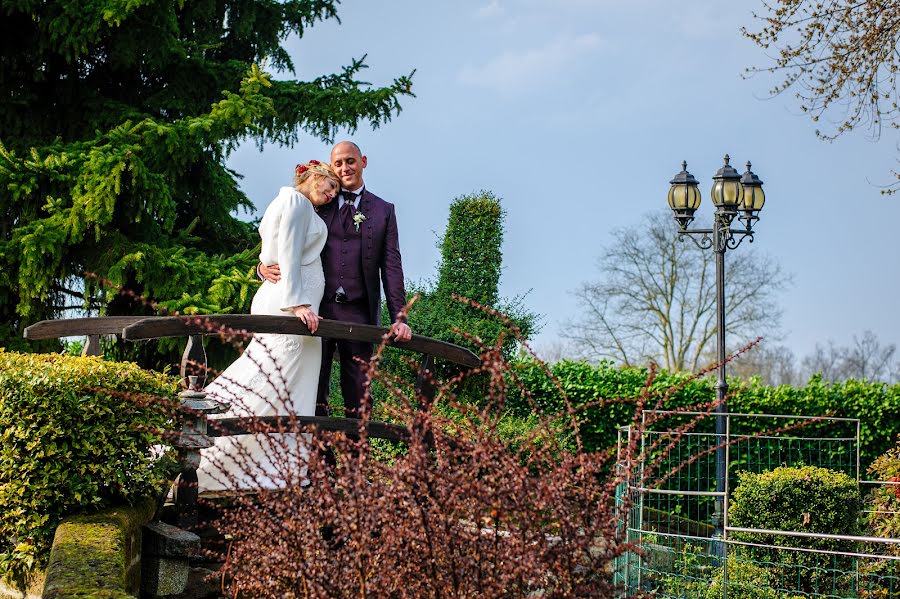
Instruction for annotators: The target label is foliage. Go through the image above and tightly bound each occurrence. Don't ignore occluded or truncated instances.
[193,310,726,597]
[508,358,900,469]
[705,559,806,599]
[728,465,861,594]
[659,543,805,599]
[0,350,178,587]
[742,0,900,191]
[0,0,415,352]
[433,191,503,306]
[866,440,900,551]
[507,358,711,454]
[412,191,536,359]
[564,211,789,371]
[377,191,538,403]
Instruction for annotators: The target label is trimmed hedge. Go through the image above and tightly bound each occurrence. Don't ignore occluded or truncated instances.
[0,350,178,588]
[507,359,900,467]
[728,466,861,594]
[730,466,861,541]
[375,192,538,408]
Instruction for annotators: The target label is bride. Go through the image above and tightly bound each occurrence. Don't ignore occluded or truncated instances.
[196,160,339,492]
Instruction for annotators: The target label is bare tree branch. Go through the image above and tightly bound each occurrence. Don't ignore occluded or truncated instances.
[744,0,900,191]
[563,211,791,372]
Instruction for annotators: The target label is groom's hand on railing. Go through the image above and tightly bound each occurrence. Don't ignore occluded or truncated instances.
[292,305,321,333]
[389,321,412,343]
[259,262,281,283]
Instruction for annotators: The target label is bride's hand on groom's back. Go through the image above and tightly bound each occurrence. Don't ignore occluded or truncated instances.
[292,305,321,334]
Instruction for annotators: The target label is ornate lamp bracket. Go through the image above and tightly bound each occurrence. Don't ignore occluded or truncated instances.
[677,228,714,251]
[724,228,754,250]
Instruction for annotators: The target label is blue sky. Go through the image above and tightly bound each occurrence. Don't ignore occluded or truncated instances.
[228,0,900,361]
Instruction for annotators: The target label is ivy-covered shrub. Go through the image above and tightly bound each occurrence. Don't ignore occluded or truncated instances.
[507,359,900,466]
[728,465,862,594]
[0,350,178,587]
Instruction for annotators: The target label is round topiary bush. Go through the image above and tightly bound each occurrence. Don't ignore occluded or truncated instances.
[0,350,178,587]
[729,465,862,595]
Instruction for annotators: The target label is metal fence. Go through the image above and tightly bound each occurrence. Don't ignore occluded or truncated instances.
[614,412,900,598]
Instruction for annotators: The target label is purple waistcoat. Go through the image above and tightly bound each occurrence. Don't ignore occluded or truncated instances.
[323,209,365,302]
[314,189,407,326]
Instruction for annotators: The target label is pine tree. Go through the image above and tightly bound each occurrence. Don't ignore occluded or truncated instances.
[0,0,415,350]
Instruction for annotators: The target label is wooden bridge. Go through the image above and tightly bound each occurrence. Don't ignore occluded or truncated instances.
[24,315,481,587]
[24,315,479,476]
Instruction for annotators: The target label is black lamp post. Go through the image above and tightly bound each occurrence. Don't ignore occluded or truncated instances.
[667,155,765,541]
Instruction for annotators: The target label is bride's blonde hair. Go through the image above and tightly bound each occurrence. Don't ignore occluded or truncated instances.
[294,160,339,188]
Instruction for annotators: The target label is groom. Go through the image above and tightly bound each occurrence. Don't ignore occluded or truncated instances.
[260,141,412,419]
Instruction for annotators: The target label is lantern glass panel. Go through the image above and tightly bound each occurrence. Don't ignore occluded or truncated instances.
[670,184,701,210]
[723,180,741,206]
[743,185,765,211]
[711,180,723,206]
[667,184,682,209]
[689,184,700,209]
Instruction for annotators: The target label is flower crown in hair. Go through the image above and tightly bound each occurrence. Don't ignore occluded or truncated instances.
[295,159,337,180]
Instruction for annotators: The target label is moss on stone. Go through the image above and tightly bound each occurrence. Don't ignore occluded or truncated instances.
[41,500,155,599]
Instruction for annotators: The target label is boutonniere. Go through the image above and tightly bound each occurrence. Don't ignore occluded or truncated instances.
[352,210,367,232]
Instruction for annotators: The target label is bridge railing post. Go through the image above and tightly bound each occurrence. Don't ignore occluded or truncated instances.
[82,333,102,357]
[414,354,436,407]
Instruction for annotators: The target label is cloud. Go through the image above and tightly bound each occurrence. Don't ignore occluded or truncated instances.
[458,33,603,92]
[477,0,504,18]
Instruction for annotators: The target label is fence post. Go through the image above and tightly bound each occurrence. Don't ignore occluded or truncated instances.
[414,354,436,406]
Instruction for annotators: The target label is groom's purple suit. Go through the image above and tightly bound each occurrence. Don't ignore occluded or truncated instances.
[315,188,407,417]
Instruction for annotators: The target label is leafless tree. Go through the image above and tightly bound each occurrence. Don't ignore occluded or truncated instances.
[743,0,900,190]
[730,344,802,387]
[802,330,899,382]
[564,211,790,372]
[800,340,848,383]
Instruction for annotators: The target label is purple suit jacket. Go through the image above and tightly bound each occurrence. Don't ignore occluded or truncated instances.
[316,188,407,326]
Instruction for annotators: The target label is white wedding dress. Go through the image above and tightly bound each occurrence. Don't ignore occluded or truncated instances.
[196,187,327,492]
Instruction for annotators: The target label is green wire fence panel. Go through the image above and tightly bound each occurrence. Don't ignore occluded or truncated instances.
[637,536,900,599]
[612,413,899,598]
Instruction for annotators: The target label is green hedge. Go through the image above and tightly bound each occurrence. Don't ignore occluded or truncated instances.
[0,350,178,588]
[507,359,900,467]
[730,466,861,542]
[729,466,861,595]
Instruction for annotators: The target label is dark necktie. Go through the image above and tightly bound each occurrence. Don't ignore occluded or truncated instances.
[340,193,356,231]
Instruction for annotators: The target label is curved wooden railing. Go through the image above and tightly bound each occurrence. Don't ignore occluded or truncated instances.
[24,315,481,526]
